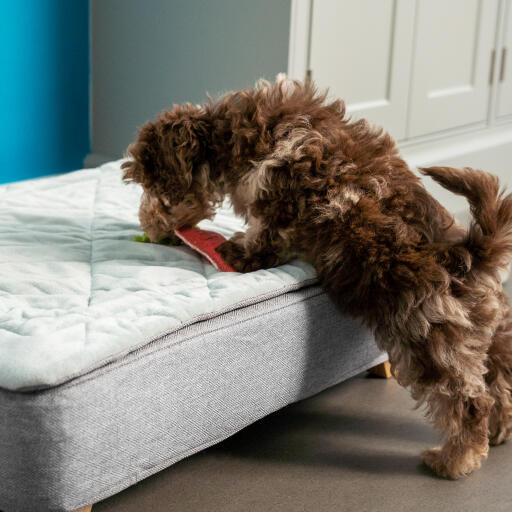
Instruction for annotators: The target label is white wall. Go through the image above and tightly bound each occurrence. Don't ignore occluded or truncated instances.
[88,0,291,163]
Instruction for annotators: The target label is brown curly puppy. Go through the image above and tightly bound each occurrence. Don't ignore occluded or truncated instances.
[123,76,512,479]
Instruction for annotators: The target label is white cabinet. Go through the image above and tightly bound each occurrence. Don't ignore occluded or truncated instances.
[408,0,498,137]
[308,0,415,140]
[497,0,512,118]
[294,0,510,141]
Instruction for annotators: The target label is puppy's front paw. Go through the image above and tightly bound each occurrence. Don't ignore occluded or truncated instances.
[216,240,248,272]
[216,241,264,273]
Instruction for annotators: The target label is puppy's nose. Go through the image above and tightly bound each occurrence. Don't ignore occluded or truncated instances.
[144,225,164,243]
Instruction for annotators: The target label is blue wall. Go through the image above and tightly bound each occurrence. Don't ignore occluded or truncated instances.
[0,0,89,184]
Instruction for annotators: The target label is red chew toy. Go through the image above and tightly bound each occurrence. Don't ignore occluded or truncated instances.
[174,227,236,272]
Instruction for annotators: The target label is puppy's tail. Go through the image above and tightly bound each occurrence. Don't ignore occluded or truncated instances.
[420,166,512,273]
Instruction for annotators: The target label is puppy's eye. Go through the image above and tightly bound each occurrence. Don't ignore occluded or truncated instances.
[184,198,195,207]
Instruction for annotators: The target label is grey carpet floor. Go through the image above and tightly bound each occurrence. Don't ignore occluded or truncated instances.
[95,279,512,512]
[94,371,512,512]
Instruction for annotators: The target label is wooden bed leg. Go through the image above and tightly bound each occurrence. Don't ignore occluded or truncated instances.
[369,360,393,378]
[74,506,92,512]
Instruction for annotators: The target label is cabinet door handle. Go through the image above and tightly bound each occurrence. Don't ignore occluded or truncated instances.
[490,49,496,85]
[500,47,507,82]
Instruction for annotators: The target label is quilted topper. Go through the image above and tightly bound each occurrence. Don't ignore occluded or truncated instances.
[0,162,318,391]
[174,227,236,272]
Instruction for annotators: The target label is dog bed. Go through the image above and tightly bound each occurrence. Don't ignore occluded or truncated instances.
[0,160,386,511]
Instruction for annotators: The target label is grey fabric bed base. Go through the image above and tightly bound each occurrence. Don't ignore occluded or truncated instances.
[0,285,386,512]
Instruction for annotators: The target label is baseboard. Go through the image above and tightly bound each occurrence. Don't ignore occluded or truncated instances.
[400,124,512,213]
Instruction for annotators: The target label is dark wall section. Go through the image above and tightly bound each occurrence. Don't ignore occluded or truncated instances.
[91,0,291,159]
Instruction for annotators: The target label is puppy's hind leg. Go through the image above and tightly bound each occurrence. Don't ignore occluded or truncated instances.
[402,324,494,479]
[375,300,493,479]
[486,300,512,445]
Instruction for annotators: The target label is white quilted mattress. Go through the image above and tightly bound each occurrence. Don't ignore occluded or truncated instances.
[0,160,317,391]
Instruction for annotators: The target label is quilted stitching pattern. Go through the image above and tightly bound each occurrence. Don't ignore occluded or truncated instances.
[0,160,317,390]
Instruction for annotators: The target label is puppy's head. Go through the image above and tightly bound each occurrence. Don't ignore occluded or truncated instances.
[122,105,213,242]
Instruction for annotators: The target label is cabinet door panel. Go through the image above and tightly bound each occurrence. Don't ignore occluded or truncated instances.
[497,0,512,118]
[408,0,498,137]
[309,0,415,140]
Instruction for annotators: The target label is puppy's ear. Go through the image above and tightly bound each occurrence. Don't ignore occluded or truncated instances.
[121,155,138,183]
[122,121,159,186]
[165,110,211,191]
[122,108,210,203]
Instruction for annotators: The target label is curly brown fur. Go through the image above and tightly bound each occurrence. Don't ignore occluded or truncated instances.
[123,76,512,479]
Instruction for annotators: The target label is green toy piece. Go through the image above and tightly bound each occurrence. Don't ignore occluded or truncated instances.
[133,232,183,246]
[133,225,200,246]
[132,233,151,243]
